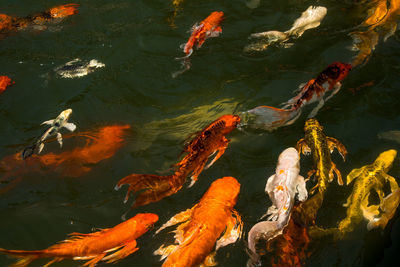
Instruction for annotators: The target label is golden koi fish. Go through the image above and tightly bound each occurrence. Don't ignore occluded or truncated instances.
[154,177,242,267]
[294,118,347,226]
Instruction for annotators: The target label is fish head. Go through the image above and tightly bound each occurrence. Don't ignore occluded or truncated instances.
[278,147,300,170]
[219,114,241,133]
[304,118,321,132]
[324,62,352,83]
[376,149,397,171]
[134,213,159,230]
[59,109,73,121]
[49,3,79,19]
[205,176,241,206]
[207,11,224,25]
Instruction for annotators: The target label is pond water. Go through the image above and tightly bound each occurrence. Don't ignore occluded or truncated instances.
[0,0,400,266]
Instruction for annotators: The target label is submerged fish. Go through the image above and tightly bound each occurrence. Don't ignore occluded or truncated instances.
[173,11,224,77]
[378,130,400,143]
[116,114,240,209]
[22,109,76,159]
[0,75,14,94]
[54,58,105,78]
[247,147,307,266]
[244,6,327,52]
[154,177,242,267]
[0,213,158,267]
[0,4,79,39]
[241,62,352,131]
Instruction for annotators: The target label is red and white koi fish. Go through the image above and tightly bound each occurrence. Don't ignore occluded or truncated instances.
[173,11,224,77]
[242,62,352,130]
[247,147,307,266]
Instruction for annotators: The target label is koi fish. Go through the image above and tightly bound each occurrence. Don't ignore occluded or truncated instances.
[293,118,347,226]
[115,114,240,209]
[22,109,76,159]
[244,6,327,52]
[0,4,78,39]
[337,150,400,235]
[1,125,130,194]
[173,11,224,77]
[350,0,400,66]
[168,0,185,27]
[0,76,14,94]
[247,147,307,266]
[154,177,242,267]
[0,213,158,267]
[241,62,351,130]
[378,130,400,143]
[54,58,105,78]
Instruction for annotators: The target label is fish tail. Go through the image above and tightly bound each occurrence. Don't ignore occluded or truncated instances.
[172,57,191,78]
[0,248,45,267]
[115,174,182,208]
[242,106,301,130]
[21,143,38,160]
[349,30,379,67]
[247,220,281,266]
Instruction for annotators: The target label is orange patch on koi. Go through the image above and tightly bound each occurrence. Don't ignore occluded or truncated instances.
[0,76,14,94]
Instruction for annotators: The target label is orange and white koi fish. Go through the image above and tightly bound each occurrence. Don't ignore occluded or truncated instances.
[241,62,352,130]
[116,115,240,209]
[0,213,158,267]
[173,11,224,77]
[247,148,307,266]
[154,177,242,267]
[0,76,14,94]
[244,6,327,52]
[0,4,78,39]
[0,125,130,193]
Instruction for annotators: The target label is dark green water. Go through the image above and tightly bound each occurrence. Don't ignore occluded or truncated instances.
[1,0,400,266]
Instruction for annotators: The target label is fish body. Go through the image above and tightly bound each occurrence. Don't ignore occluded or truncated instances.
[182,11,224,57]
[154,177,242,267]
[338,150,399,235]
[0,75,14,93]
[244,6,327,52]
[22,109,76,159]
[55,58,105,78]
[247,147,307,266]
[294,118,347,225]
[116,114,240,209]
[0,213,158,267]
[243,62,352,130]
[0,4,78,38]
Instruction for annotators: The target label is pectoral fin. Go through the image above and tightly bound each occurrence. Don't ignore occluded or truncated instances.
[296,175,308,202]
[57,132,63,147]
[296,139,311,156]
[346,167,365,185]
[155,207,194,235]
[41,119,54,125]
[326,136,347,161]
[201,251,217,267]
[153,244,178,261]
[38,142,45,154]
[215,209,243,250]
[64,122,76,132]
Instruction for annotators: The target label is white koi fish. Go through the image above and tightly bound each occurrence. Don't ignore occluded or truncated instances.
[244,6,327,52]
[247,147,307,266]
[22,109,76,159]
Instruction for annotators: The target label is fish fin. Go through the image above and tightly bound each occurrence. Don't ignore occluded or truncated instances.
[308,98,325,118]
[216,209,243,250]
[343,195,351,207]
[22,144,36,159]
[382,173,400,192]
[42,257,63,267]
[361,204,380,226]
[41,119,54,125]
[116,174,179,208]
[63,122,76,132]
[38,142,45,154]
[346,167,364,185]
[265,174,276,195]
[205,140,229,169]
[201,251,217,267]
[172,57,191,78]
[249,30,289,42]
[296,138,311,156]
[247,220,281,259]
[153,244,178,261]
[188,160,207,187]
[56,132,63,147]
[155,207,194,235]
[245,105,301,131]
[368,189,400,230]
[208,26,222,37]
[329,162,343,185]
[326,136,347,161]
[0,248,44,267]
[103,240,138,263]
[296,175,308,202]
[81,253,106,267]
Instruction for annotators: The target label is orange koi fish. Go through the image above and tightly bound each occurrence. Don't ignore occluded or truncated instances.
[0,76,14,94]
[0,4,78,39]
[154,177,242,267]
[0,125,130,193]
[116,115,240,209]
[173,11,224,77]
[242,62,352,130]
[0,213,158,267]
